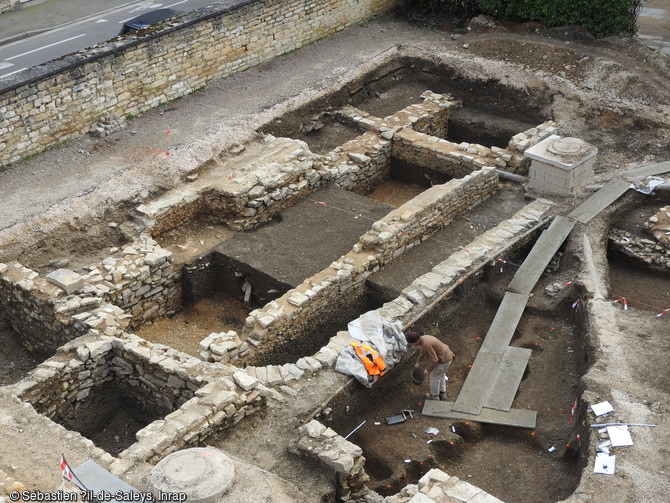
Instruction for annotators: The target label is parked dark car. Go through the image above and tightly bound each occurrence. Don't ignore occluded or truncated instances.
[119,8,184,35]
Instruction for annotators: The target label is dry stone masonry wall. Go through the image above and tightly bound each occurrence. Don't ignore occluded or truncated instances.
[10,333,268,475]
[0,0,402,166]
[292,420,370,502]
[0,234,180,354]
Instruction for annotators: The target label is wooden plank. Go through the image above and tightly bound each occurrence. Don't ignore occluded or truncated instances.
[483,347,532,411]
[422,400,537,429]
[507,216,575,295]
[479,292,529,354]
[452,351,502,415]
[567,179,630,223]
[623,161,670,177]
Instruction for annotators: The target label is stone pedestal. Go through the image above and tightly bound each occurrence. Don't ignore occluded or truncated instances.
[525,135,597,196]
[148,447,235,502]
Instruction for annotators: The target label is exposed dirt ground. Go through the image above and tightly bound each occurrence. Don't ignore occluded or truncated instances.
[1,8,670,503]
[329,262,586,502]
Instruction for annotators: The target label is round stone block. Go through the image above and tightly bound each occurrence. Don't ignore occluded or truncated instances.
[148,447,235,502]
[547,137,589,156]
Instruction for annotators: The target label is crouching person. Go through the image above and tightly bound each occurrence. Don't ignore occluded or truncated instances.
[405,331,455,401]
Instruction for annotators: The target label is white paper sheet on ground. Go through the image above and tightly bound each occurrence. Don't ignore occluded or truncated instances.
[591,401,614,416]
[594,453,616,475]
[424,427,439,435]
[607,425,634,446]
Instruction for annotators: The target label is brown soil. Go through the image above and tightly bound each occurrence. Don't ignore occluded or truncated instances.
[328,262,586,502]
[134,291,250,357]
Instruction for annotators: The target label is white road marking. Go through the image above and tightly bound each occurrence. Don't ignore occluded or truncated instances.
[0,62,14,69]
[95,19,108,24]
[6,34,87,61]
[0,67,27,79]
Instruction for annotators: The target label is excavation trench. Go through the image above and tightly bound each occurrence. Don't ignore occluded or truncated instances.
[324,250,590,503]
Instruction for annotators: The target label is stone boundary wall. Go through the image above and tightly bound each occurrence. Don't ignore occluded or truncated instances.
[0,0,402,166]
[235,167,500,362]
[378,198,554,327]
[17,335,200,420]
[358,168,499,261]
[11,333,268,474]
[0,234,180,353]
[137,137,324,235]
[202,197,555,365]
[0,262,119,354]
[392,120,557,178]
[138,92,458,237]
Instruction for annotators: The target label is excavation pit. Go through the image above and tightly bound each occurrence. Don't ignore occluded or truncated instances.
[607,194,670,313]
[326,257,589,503]
[19,339,202,456]
[261,56,550,148]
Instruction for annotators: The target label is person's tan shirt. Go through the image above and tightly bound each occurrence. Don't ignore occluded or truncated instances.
[417,335,455,372]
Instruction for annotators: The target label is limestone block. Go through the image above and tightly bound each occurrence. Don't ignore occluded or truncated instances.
[45,268,84,294]
[407,493,433,503]
[287,291,309,307]
[233,371,258,391]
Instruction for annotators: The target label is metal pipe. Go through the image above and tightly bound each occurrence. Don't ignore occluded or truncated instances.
[494,169,529,184]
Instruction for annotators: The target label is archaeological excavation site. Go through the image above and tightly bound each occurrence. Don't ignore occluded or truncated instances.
[0,1,669,502]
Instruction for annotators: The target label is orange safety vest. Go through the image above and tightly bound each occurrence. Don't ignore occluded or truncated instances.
[351,342,386,381]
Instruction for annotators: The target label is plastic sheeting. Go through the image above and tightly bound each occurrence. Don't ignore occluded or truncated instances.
[334,311,408,388]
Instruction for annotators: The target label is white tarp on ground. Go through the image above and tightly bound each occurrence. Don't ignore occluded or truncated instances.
[334,311,408,388]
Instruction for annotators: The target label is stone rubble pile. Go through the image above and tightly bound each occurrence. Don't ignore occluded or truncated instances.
[609,227,670,270]
[383,468,504,503]
[292,420,370,502]
[88,114,126,138]
[508,122,558,154]
[645,204,670,246]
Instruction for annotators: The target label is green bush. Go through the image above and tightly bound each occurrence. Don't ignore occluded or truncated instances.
[415,0,641,37]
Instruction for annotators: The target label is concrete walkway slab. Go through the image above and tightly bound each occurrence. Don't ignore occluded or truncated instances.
[452,351,504,415]
[423,400,537,429]
[566,179,630,223]
[507,216,575,295]
[623,160,670,177]
[483,346,532,412]
[479,291,529,354]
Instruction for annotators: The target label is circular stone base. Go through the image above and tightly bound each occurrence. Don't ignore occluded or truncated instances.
[148,447,235,503]
[547,137,587,156]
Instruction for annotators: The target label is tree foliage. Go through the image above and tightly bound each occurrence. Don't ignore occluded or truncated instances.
[415,0,642,37]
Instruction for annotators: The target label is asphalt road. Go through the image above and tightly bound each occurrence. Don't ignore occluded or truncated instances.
[0,0,229,80]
